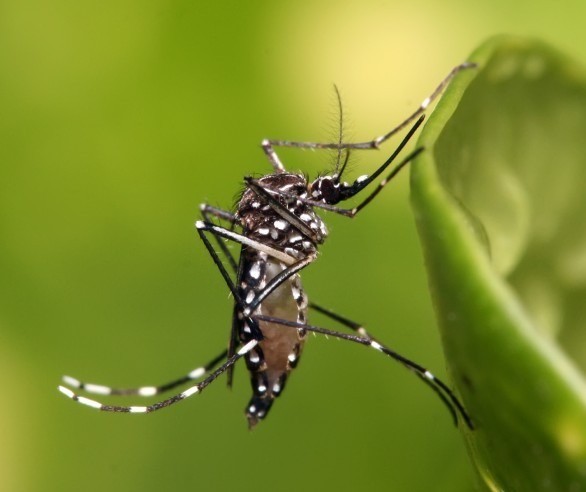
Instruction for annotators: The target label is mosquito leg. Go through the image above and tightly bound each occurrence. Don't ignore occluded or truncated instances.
[261,139,287,173]
[200,204,239,273]
[309,302,371,338]
[307,302,461,425]
[200,204,238,224]
[196,223,243,303]
[196,221,296,266]
[58,340,259,413]
[263,63,475,153]
[253,314,474,430]
[61,349,228,397]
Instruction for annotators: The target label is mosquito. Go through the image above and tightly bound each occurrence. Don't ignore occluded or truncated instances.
[59,63,475,430]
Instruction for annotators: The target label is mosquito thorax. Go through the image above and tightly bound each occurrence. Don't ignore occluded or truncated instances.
[237,172,328,250]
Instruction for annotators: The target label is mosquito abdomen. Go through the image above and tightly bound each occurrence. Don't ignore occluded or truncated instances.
[239,254,308,428]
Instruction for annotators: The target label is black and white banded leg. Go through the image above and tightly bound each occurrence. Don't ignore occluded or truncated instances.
[307,302,468,427]
[60,349,227,398]
[253,314,474,429]
[261,62,475,157]
[200,204,240,272]
[196,220,297,267]
[58,341,258,413]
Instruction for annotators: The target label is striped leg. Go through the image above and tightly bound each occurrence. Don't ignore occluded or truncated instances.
[200,204,239,273]
[58,341,258,413]
[310,302,372,338]
[60,349,227,398]
[253,314,474,430]
[260,63,475,164]
[196,221,296,267]
[308,302,465,427]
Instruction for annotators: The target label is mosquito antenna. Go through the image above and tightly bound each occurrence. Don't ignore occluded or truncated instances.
[338,148,351,179]
[333,84,344,176]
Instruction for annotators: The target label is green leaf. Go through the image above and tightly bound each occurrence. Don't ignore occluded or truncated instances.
[411,36,586,491]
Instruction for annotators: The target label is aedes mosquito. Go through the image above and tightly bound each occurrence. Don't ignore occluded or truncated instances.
[59,62,475,430]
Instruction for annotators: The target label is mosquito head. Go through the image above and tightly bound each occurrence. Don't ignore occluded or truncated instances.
[309,150,358,205]
[309,172,368,205]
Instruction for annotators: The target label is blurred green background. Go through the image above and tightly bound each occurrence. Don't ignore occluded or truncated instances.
[1,1,586,491]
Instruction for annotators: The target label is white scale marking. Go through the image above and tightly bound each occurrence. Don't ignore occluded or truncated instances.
[181,386,199,398]
[287,353,296,362]
[421,96,431,109]
[258,227,269,235]
[84,383,112,395]
[274,219,288,230]
[370,341,383,352]
[58,386,75,399]
[249,352,260,363]
[78,396,102,409]
[300,213,312,222]
[195,221,295,265]
[424,370,434,380]
[272,383,281,393]
[245,291,255,304]
[138,386,157,397]
[285,247,301,258]
[62,375,81,388]
[249,262,261,279]
[189,367,206,379]
[356,174,368,183]
[238,339,258,355]
[270,229,278,239]
[258,385,267,393]
[130,406,148,413]
[289,235,303,243]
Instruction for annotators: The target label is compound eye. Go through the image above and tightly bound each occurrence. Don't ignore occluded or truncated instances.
[319,178,340,204]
